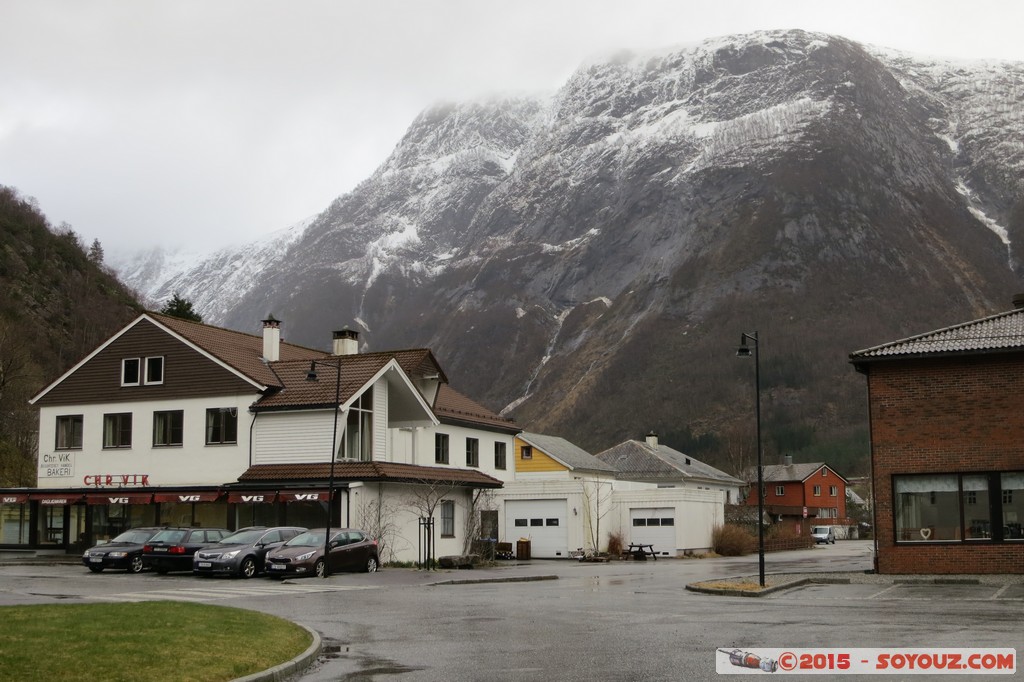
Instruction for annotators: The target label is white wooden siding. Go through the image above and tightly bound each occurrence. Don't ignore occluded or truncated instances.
[253,411,337,464]
[373,378,388,461]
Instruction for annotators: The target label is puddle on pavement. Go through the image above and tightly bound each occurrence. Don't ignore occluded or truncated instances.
[317,638,423,678]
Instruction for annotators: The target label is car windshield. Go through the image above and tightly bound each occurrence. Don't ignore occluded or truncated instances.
[811,527,828,534]
[110,529,156,544]
[218,529,266,545]
[149,529,187,543]
[286,531,328,547]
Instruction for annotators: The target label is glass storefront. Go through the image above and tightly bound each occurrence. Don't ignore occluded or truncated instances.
[1,503,30,544]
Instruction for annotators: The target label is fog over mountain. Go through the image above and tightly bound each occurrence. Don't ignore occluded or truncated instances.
[114,30,1024,473]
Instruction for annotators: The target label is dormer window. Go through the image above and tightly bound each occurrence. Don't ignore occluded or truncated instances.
[123,357,164,386]
[145,356,164,385]
[122,358,141,386]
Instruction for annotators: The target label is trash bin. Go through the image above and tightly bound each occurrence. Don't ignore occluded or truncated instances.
[516,539,531,560]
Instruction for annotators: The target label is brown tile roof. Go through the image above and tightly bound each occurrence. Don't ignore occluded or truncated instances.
[254,355,397,409]
[850,306,1024,362]
[150,312,326,388]
[434,384,517,431]
[236,462,503,488]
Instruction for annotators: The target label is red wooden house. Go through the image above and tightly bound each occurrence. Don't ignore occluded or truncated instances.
[745,457,850,534]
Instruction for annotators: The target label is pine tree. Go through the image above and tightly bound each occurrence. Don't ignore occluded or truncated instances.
[160,293,203,322]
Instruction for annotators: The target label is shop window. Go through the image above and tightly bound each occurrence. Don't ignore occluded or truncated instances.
[153,410,183,447]
[434,433,449,464]
[494,442,507,470]
[466,438,479,468]
[103,413,132,448]
[55,415,83,450]
[893,473,1016,542]
[206,408,237,445]
[1002,472,1024,540]
[440,500,454,537]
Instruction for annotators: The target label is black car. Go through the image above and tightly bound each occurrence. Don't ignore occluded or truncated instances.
[143,527,229,574]
[193,526,306,578]
[82,527,162,573]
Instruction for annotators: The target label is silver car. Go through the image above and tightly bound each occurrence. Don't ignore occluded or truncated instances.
[811,525,835,544]
[193,526,306,578]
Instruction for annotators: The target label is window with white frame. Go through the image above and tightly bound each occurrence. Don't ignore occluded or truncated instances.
[466,438,479,467]
[103,413,132,448]
[341,389,372,461]
[775,485,785,496]
[440,500,455,537]
[55,415,83,449]
[144,356,164,384]
[521,445,533,460]
[121,358,141,386]
[829,485,838,496]
[813,485,821,496]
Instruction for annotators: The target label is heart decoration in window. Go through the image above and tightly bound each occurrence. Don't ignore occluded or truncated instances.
[919,527,932,540]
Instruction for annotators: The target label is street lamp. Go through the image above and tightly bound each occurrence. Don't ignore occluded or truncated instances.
[306,358,342,578]
[736,331,765,587]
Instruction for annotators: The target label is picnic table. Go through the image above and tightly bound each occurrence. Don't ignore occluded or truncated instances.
[626,543,657,560]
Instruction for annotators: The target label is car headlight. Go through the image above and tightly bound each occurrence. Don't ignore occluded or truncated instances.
[221,550,241,560]
[295,551,315,561]
[108,551,127,558]
[82,550,91,558]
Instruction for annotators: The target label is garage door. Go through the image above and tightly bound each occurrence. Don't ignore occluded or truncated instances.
[505,499,568,558]
[629,507,675,556]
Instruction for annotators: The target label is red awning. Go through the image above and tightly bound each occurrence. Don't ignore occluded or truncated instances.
[85,493,153,505]
[152,492,223,503]
[277,490,329,502]
[1,493,29,505]
[227,491,277,504]
[29,493,84,505]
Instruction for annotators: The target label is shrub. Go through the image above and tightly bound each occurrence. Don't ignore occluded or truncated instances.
[712,523,756,556]
[606,530,624,557]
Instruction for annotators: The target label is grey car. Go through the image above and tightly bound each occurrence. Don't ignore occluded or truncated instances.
[811,525,836,544]
[193,526,306,578]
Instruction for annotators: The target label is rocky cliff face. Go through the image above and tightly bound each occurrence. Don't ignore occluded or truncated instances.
[116,30,1024,472]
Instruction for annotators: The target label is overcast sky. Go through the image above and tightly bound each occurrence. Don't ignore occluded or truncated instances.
[3,1,1023,257]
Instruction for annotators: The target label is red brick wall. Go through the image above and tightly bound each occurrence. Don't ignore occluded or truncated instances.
[866,353,1024,574]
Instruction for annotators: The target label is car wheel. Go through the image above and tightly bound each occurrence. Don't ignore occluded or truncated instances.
[129,556,144,574]
[239,557,257,579]
[365,557,378,573]
[315,558,326,578]
[88,566,103,573]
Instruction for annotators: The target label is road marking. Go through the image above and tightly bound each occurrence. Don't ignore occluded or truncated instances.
[91,582,376,603]
[866,584,900,599]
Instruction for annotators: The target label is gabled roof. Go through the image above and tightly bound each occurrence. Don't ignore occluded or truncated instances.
[595,439,744,485]
[236,461,503,488]
[518,432,616,473]
[754,462,849,484]
[434,384,518,432]
[850,305,1024,363]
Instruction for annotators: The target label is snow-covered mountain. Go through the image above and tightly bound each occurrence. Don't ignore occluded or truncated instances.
[114,30,1024,468]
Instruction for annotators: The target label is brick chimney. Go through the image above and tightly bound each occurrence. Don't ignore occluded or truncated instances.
[332,328,359,356]
[262,316,280,362]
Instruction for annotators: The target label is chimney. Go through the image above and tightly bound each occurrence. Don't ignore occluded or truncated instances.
[1013,294,1024,310]
[333,328,360,356]
[262,315,280,362]
[645,431,659,448]
[783,454,793,466]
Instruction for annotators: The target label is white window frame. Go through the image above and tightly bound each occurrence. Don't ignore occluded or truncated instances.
[121,358,141,386]
[144,356,165,385]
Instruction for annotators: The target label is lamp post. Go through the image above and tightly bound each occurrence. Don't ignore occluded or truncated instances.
[306,358,342,578]
[736,331,765,587]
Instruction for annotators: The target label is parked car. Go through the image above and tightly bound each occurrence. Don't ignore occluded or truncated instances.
[82,527,162,573]
[143,527,230,574]
[193,526,306,578]
[811,525,835,544]
[264,528,379,578]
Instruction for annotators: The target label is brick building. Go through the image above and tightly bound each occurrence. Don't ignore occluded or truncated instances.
[850,300,1024,574]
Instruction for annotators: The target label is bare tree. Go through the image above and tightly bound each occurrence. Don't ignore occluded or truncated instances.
[579,478,614,552]
[354,484,409,564]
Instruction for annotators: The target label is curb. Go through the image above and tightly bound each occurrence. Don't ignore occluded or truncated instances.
[231,622,321,682]
[429,574,559,586]
[685,578,810,598]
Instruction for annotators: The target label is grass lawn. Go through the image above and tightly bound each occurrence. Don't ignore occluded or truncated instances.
[0,601,312,682]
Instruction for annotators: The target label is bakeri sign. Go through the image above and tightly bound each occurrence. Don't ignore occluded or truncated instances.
[39,452,74,478]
